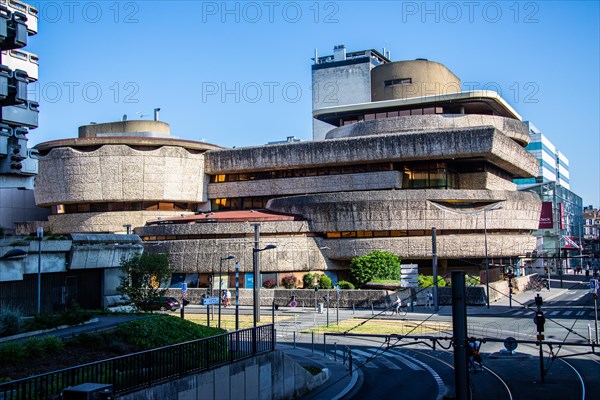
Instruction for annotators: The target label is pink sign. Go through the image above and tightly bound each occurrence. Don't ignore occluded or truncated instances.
[539,202,553,229]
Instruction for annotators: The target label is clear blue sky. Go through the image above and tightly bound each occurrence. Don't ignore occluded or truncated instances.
[29,1,599,206]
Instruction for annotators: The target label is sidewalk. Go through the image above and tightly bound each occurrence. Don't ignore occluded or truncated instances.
[277,343,359,400]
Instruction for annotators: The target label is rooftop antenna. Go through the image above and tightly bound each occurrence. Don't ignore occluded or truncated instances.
[122,114,127,121]
[137,112,149,119]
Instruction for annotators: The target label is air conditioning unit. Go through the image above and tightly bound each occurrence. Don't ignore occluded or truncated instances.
[62,383,113,400]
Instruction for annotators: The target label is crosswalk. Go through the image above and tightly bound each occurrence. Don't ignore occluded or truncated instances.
[332,347,424,371]
[510,308,592,318]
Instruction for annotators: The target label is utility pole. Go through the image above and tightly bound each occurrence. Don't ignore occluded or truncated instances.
[451,271,469,400]
[432,227,439,312]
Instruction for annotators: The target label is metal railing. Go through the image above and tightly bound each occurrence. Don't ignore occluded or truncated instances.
[0,324,275,400]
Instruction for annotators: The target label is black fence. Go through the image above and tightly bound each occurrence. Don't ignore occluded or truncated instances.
[0,324,275,400]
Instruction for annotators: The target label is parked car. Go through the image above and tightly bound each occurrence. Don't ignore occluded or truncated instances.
[148,297,181,311]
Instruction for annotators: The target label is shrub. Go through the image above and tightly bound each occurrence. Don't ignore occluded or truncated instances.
[60,302,94,326]
[0,342,25,364]
[302,273,316,289]
[350,250,400,287]
[418,274,447,288]
[318,274,332,289]
[0,307,23,337]
[115,315,226,349]
[337,280,355,289]
[281,275,297,289]
[42,336,64,354]
[262,278,276,288]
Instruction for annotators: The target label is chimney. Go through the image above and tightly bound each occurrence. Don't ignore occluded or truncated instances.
[333,44,346,62]
[153,108,161,121]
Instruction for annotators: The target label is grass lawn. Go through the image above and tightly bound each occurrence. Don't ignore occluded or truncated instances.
[302,318,451,335]
[185,314,293,330]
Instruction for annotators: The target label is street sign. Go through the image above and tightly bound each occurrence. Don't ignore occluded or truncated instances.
[503,337,518,352]
[335,285,340,293]
[590,279,598,294]
[201,296,219,306]
[181,283,187,293]
[400,264,419,288]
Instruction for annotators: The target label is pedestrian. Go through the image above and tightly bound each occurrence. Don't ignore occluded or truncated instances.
[586,262,590,278]
[392,296,402,314]
[426,291,433,309]
[468,337,483,372]
[225,289,232,307]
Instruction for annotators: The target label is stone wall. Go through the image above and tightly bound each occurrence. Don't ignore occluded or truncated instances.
[119,350,327,400]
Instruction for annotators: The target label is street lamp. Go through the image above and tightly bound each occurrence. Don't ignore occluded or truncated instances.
[253,244,276,327]
[251,222,276,327]
[36,227,43,314]
[218,255,235,329]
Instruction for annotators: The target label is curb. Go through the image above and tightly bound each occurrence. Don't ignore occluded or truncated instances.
[0,317,99,344]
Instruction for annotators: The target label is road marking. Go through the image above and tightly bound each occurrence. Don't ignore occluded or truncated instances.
[401,351,446,400]
[386,349,425,371]
[558,359,585,400]
[576,311,586,316]
[563,310,573,316]
[353,349,401,370]
[334,350,377,369]
[549,311,560,316]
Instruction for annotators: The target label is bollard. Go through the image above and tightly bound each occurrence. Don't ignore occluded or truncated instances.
[371,303,374,315]
[312,331,315,353]
[323,334,327,357]
[293,331,296,349]
[353,302,355,315]
[349,350,353,372]
[334,342,337,361]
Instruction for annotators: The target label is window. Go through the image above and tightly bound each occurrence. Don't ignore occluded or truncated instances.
[384,78,412,87]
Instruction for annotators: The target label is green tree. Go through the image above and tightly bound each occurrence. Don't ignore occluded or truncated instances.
[117,252,172,311]
[350,250,400,287]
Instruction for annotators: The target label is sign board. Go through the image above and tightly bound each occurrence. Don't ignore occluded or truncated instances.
[504,337,518,352]
[400,264,419,288]
[590,279,598,294]
[201,296,220,306]
[181,283,187,293]
[245,274,254,289]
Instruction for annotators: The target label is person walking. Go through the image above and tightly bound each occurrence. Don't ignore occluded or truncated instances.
[392,296,402,315]
[426,291,433,309]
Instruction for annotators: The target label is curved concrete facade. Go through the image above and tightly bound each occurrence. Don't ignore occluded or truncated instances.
[205,127,538,178]
[35,145,207,206]
[371,60,461,101]
[138,220,332,274]
[324,114,531,146]
[266,189,541,234]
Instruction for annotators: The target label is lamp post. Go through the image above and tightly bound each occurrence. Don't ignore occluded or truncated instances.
[251,223,276,327]
[36,227,43,314]
[484,209,490,309]
[218,255,235,329]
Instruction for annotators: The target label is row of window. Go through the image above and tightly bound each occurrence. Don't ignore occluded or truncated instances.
[53,202,198,215]
[211,161,458,186]
[384,78,412,87]
[326,229,530,239]
[342,106,444,126]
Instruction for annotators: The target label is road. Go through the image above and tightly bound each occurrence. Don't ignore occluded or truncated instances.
[273,274,600,399]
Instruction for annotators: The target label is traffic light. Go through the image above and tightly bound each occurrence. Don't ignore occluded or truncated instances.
[533,311,545,333]
[534,294,543,307]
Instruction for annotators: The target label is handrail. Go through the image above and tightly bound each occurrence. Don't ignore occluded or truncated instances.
[0,324,275,399]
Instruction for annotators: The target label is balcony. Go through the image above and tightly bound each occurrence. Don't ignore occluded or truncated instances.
[1,99,38,128]
[1,0,36,34]
[0,64,28,105]
[1,49,37,81]
[0,5,28,50]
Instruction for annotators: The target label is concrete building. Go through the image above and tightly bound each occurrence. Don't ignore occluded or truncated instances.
[312,45,390,140]
[583,205,600,259]
[30,54,541,290]
[0,0,44,234]
[31,118,222,234]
